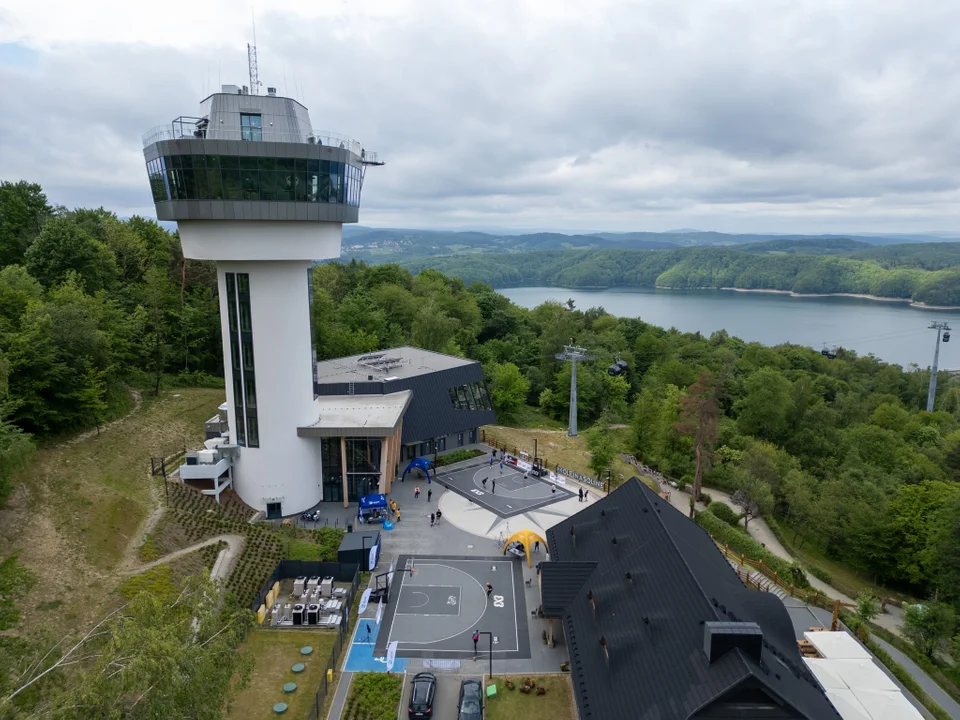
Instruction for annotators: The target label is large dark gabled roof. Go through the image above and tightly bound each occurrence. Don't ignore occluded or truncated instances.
[540,560,597,618]
[545,478,841,720]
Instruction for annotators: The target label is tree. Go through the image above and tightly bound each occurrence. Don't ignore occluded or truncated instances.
[78,365,109,435]
[902,602,956,659]
[489,362,530,416]
[734,368,793,441]
[5,575,254,717]
[410,300,459,351]
[854,592,880,640]
[0,180,51,267]
[676,371,720,515]
[586,423,616,485]
[731,469,773,532]
[23,216,117,293]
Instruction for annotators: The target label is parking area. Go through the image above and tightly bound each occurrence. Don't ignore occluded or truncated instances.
[436,462,573,518]
[375,555,530,660]
[400,672,482,719]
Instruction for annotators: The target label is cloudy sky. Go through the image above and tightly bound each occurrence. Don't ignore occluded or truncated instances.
[1,0,959,233]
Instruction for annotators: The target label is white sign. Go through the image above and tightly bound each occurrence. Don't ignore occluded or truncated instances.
[358,588,372,615]
[386,641,399,672]
[368,544,378,571]
[376,598,385,625]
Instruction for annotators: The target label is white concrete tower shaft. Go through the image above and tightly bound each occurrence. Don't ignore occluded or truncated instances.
[142,89,382,517]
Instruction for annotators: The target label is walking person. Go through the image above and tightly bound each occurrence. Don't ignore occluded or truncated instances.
[578,488,584,502]
[435,509,442,524]
[534,540,540,553]
[482,477,488,489]
[490,456,494,467]
[414,486,420,499]
[485,582,493,598]
[430,512,435,527]
[473,629,479,654]
[584,489,589,501]
[396,509,401,522]
[492,479,496,494]
[427,488,432,502]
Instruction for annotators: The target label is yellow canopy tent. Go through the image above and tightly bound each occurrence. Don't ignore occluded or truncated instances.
[502,529,548,568]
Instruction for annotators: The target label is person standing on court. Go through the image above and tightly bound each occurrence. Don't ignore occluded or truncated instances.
[578,488,584,502]
[585,489,590,501]
[492,479,496,494]
[482,477,488,489]
[430,512,435,527]
[485,582,493,597]
[427,488,432,502]
[473,629,480,653]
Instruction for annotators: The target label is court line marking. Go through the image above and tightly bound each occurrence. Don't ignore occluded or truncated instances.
[387,564,487,648]
[407,591,429,609]
[396,561,518,650]
[396,585,462,618]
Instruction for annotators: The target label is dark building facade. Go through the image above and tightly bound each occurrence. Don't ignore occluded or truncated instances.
[313,346,497,464]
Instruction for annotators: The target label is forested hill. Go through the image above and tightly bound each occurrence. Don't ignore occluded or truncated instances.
[398,246,960,306]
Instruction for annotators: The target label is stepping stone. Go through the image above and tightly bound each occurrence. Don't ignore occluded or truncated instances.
[292,663,305,673]
[300,646,313,656]
[283,682,297,693]
[273,702,287,714]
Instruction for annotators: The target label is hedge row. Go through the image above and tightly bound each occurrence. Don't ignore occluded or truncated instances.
[695,511,811,590]
[435,448,486,467]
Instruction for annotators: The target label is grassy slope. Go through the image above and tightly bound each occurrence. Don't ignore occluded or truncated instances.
[0,387,224,634]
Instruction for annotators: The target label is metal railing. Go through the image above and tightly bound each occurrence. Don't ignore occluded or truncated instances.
[142,124,375,159]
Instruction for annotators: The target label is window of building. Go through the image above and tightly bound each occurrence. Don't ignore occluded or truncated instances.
[240,113,262,141]
[448,382,493,412]
[225,272,258,448]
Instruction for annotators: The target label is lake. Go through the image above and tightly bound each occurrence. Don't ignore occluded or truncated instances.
[497,286,960,369]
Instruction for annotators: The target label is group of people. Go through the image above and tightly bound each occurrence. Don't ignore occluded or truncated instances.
[577,487,590,502]
[413,486,432,501]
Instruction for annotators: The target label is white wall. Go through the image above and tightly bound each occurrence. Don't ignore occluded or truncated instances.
[218,259,327,514]
[179,220,342,261]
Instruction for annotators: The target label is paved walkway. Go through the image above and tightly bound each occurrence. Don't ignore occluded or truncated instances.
[873,637,960,720]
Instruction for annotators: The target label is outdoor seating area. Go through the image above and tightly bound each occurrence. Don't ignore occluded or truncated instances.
[265,576,349,629]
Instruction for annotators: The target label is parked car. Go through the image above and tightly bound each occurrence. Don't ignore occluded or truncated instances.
[457,678,483,720]
[408,672,436,718]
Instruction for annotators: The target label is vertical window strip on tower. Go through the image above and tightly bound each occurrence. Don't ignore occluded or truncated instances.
[225,273,246,447]
[236,273,259,448]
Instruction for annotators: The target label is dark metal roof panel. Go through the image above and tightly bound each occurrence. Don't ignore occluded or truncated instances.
[546,478,841,720]
[540,561,597,617]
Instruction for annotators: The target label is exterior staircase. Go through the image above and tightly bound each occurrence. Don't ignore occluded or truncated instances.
[727,558,788,600]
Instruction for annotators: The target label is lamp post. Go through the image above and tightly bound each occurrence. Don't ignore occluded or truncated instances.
[477,630,494,679]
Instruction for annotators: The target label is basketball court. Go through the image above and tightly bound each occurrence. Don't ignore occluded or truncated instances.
[374,554,530,659]
[435,461,573,518]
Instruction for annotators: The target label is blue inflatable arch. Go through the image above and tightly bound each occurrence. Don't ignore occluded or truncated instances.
[401,457,436,483]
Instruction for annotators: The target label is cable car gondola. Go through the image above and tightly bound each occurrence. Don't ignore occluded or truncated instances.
[820,344,837,360]
[607,354,629,377]
[943,331,951,343]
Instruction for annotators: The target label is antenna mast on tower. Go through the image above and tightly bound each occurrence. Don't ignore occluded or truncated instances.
[247,14,261,95]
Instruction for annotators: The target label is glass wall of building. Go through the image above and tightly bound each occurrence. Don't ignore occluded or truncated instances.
[320,437,343,503]
[225,272,258,448]
[146,154,363,207]
[448,381,493,411]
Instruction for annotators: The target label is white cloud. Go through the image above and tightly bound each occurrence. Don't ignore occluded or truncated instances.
[0,0,958,232]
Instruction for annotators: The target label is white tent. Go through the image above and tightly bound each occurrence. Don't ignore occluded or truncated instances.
[802,632,924,720]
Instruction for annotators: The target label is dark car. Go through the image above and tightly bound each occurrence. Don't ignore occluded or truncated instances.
[408,672,436,718]
[457,678,483,720]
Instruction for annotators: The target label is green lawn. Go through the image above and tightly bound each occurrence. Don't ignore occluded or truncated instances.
[485,675,576,720]
[227,629,339,720]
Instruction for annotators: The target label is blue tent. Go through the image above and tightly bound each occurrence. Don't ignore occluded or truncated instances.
[359,494,388,509]
[401,457,436,483]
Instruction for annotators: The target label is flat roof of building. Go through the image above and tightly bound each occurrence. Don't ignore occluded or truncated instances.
[313,346,475,384]
[297,391,412,438]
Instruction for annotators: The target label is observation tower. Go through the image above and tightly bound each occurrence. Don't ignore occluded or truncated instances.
[142,84,382,515]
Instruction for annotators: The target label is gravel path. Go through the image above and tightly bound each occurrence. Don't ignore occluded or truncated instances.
[122,534,245,583]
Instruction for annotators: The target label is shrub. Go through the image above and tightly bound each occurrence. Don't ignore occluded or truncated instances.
[808,565,832,584]
[120,566,178,601]
[695,511,811,590]
[345,672,403,720]
[707,502,741,528]
[700,492,713,506]
[435,448,486,467]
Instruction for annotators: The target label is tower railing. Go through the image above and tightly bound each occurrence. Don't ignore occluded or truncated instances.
[142,124,374,158]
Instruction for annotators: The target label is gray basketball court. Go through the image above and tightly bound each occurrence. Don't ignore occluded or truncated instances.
[375,555,530,659]
[436,462,573,518]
